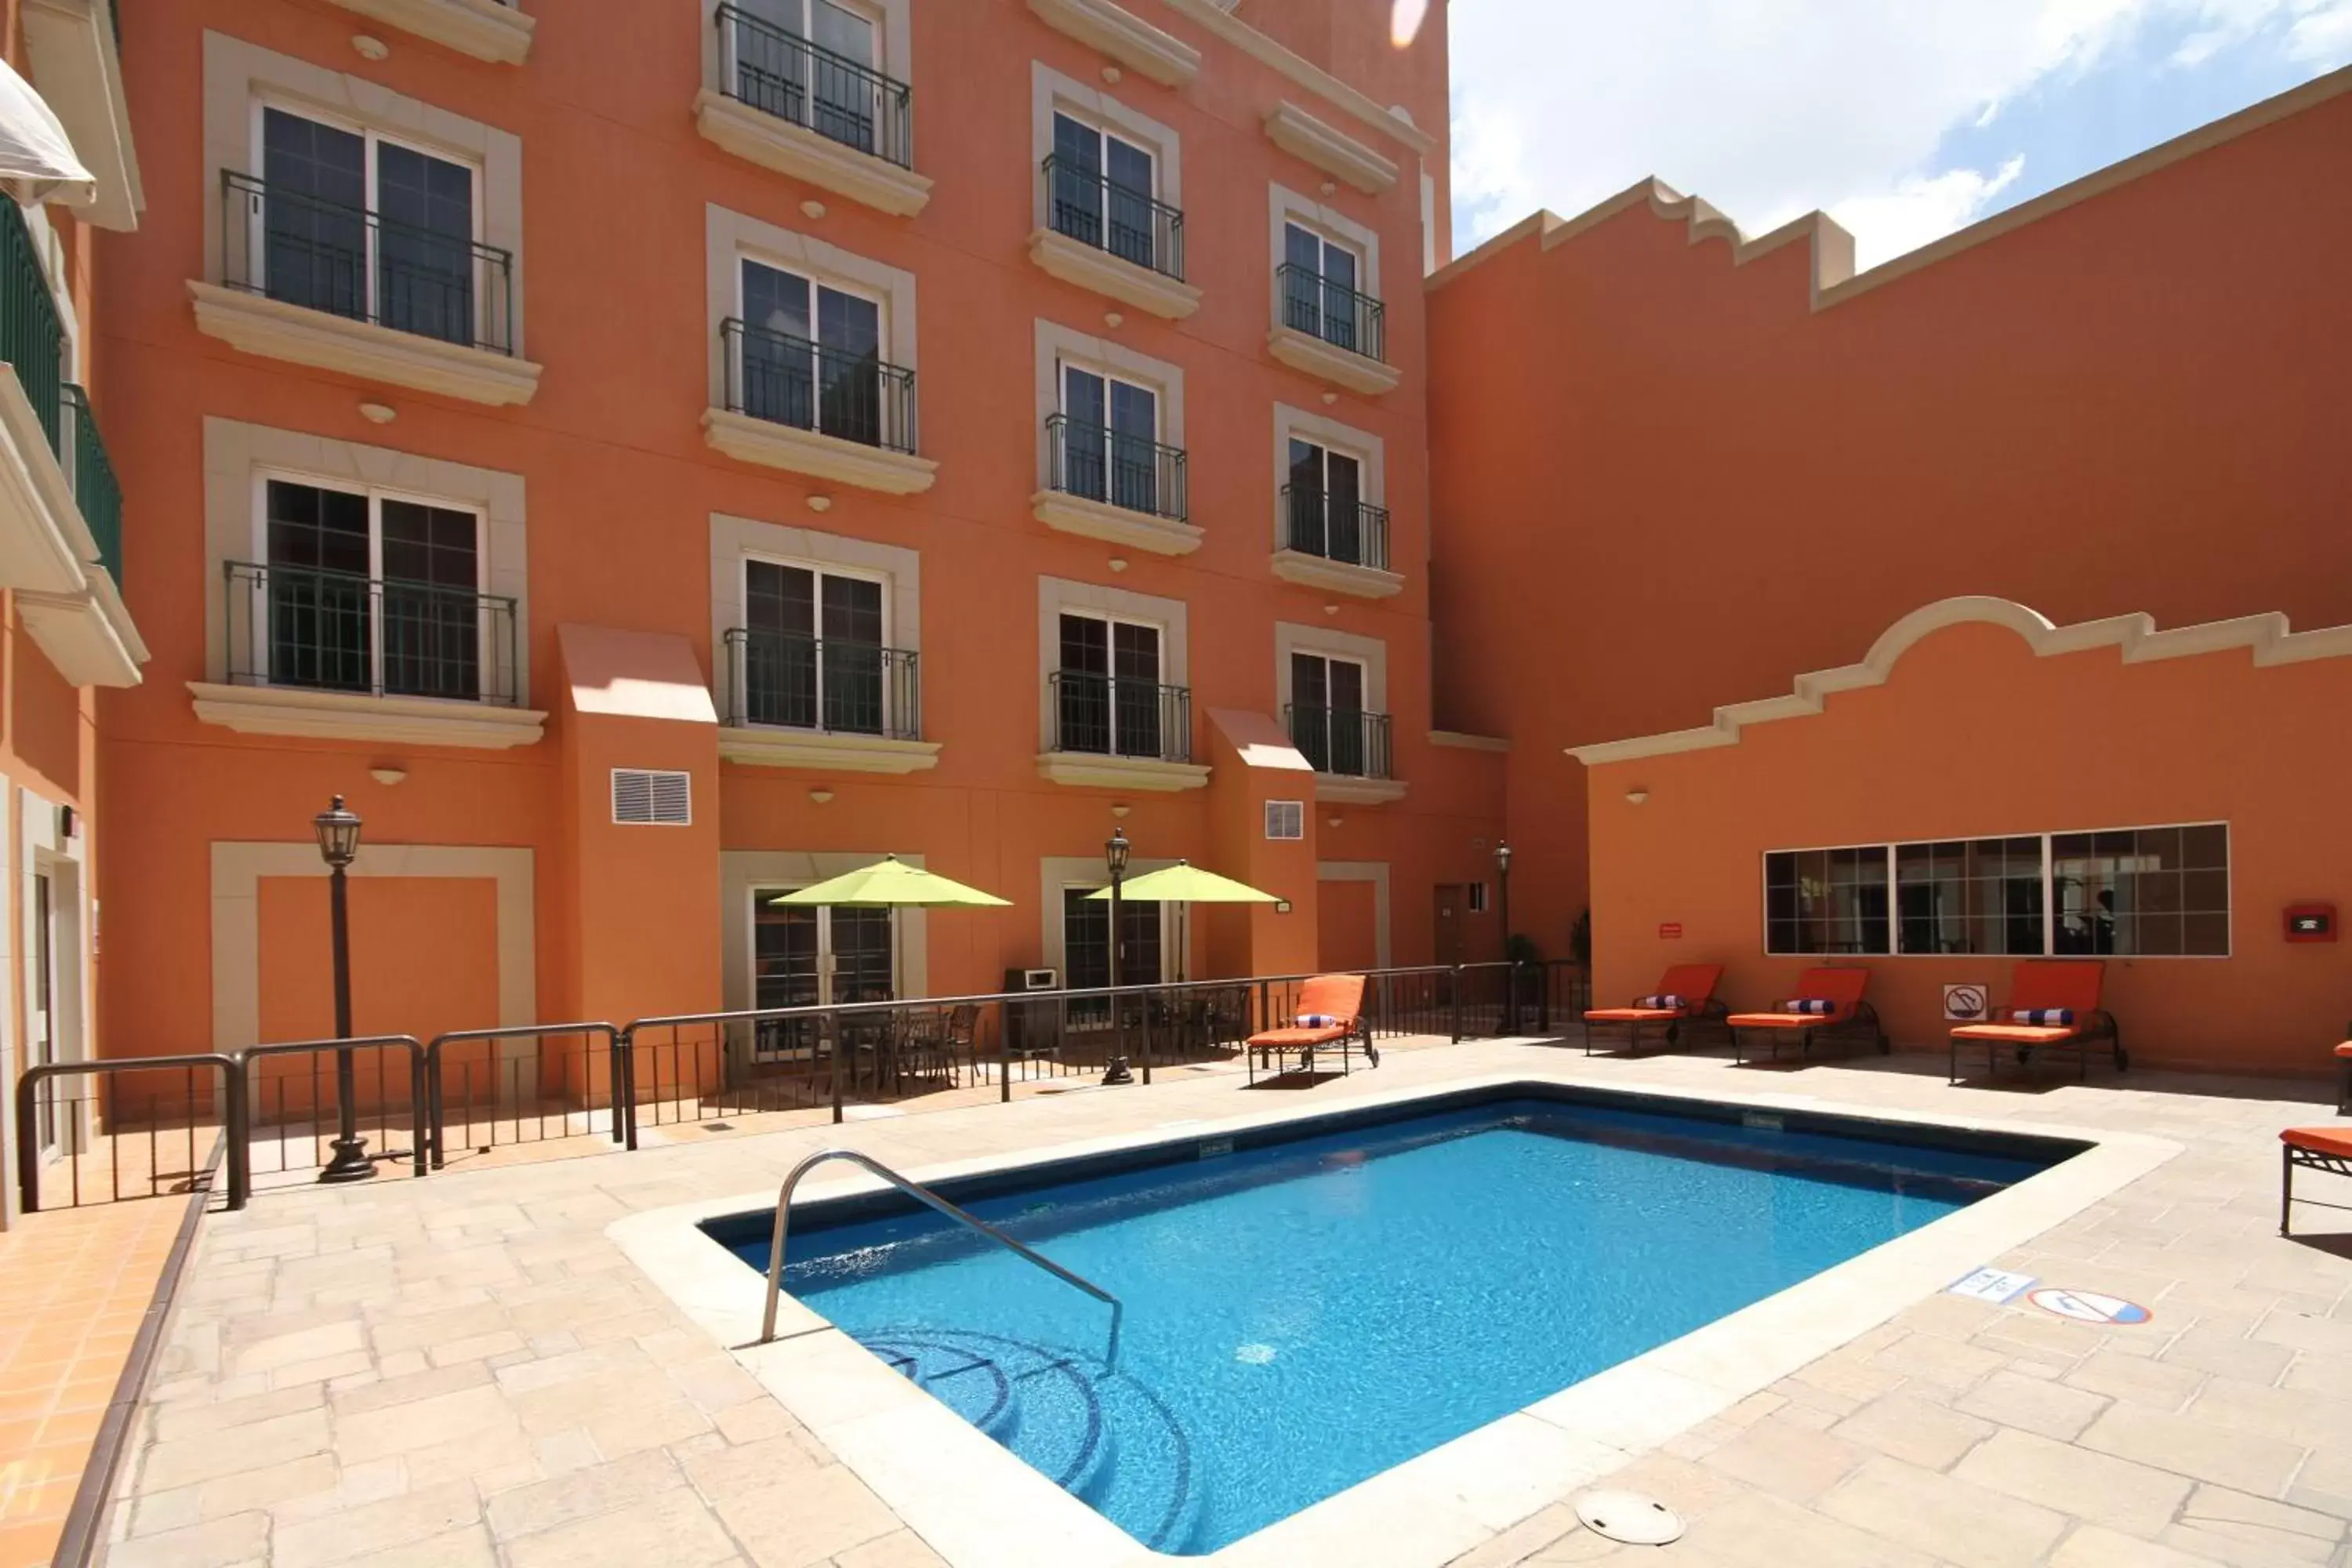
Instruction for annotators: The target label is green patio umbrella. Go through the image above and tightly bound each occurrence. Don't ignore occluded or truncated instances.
[1087,859,1279,983]
[769,855,1009,1007]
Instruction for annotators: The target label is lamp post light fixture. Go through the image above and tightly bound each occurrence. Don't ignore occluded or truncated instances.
[313,795,374,1184]
[1102,828,1136,1086]
[1495,840,1517,1036]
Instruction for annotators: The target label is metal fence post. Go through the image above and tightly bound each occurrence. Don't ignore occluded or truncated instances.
[409,1048,428,1178]
[13,1076,37,1215]
[1450,966,1465,1043]
[621,1028,640,1151]
[829,1011,844,1125]
[997,1000,1011,1103]
[223,1057,250,1211]
[426,1041,447,1170]
[605,1027,628,1146]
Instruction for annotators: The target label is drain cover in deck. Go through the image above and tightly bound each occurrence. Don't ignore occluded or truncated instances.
[1574,1490,1685,1545]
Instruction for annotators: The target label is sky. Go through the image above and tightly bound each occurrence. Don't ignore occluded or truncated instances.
[1446,0,2352,271]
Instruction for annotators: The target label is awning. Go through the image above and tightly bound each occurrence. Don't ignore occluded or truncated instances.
[0,57,93,209]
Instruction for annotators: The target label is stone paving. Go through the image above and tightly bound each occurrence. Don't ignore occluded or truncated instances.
[98,1037,2352,1567]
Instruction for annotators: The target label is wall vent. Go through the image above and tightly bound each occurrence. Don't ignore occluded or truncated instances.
[1264,800,1305,840]
[612,768,691,826]
[1468,880,1490,913]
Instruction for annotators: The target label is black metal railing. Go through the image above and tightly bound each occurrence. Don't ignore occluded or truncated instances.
[1287,704,1393,779]
[1281,484,1389,571]
[1051,670,1191,761]
[1043,154,1185,280]
[223,561,523,705]
[61,385,124,588]
[426,1024,627,1168]
[721,318,916,454]
[1277,262,1386,361]
[0,198,63,454]
[219,172,517,355]
[241,1036,426,1182]
[15,1055,248,1214]
[722,626,920,738]
[1044,413,1187,521]
[715,3,913,169]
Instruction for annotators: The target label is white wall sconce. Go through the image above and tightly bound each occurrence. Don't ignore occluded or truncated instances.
[800,199,826,220]
[358,401,396,424]
[808,789,835,804]
[1625,788,1650,805]
[368,766,407,786]
[806,495,832,514]
[352,34,390,60]
[1110,803,1131,818]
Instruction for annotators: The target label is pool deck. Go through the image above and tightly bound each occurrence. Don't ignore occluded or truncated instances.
[98,1036,2352,1568]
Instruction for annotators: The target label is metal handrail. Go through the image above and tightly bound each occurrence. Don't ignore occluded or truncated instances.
[759,1148,1123,1364]
[16,1054,249,1214]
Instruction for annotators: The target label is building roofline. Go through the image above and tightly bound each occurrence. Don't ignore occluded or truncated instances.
[1566,596,2352,766]
[1155,0,1437,155]
[1431,60,2352,305]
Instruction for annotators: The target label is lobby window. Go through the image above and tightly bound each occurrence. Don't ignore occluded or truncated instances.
[228,477,518,705]
[1764,846,1891,956]
[1062,885,1161,1027]
[724,256,914,453]
[752,895,895,1058]
[1895,837,2045,956]
[2053,824,2230,956]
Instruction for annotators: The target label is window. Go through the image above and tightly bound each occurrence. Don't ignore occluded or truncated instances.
[741,559,888,733]
[2053,824,2230,956]
[1282,221,1361,351]
[720,0,887,156]
[1058,361,1163,516]
[753,893,895,1057]
[735,256,885,445]
[1062,885,1161,1026]
[1896,838,2045,956]
[1288,651,1369,776]
[1765,846,1892,956]
[1765,824,2229,957]
[256,477,486,700]
[1050,112,1159,271]
[1467,881,1490,914]
[1055,611,1166,758]
[1284,438,1365,562]
[1265,800,1305,840]
[256,105,479,346]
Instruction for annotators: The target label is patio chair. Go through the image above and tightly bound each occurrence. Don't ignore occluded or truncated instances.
[1246,973,1372,1083]
[1947,960,2125,1085]
[1726,967,1886,1065]
[1581,964,1728,1056]
[2280,1126,2352,1235]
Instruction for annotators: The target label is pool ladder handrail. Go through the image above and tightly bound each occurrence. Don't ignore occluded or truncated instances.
[759,1147,1124,1365]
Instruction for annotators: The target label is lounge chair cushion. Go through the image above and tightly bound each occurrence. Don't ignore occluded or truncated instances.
[2333,1042,2352,1059]
[1584,1007,1681,1022]
[1634,994,1685,1009]
[2285,1127,2352,1159]
[1726,1011,1821,1029]
[2013,1008,2074,1025]
[1250,1024,1350,1049]
[1951,1022,2082,1044]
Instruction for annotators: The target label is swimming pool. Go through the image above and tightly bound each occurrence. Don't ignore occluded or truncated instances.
[709,1091,2067,1555]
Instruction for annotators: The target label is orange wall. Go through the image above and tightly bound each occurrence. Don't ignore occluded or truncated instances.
[92,0,1496,1050]
[1586,618,2352,1074]
[1428,77,2352,949]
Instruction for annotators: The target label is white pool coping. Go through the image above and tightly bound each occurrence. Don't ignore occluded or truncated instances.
[607,1070,2179,1568]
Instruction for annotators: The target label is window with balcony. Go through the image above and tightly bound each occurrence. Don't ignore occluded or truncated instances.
[1052,611,1187,762]
[723,256,913,453]
[1287,652,1391,779]
[1279,223,1381,361]
[1283,438,1388,572]
[715,0,909,168]
[726,557,917,739]
[1048,362,1183,521]
[1045,112,1183,281]
[226,477,518,706]
[223,107,512,354]
[1061,885,1161,1026]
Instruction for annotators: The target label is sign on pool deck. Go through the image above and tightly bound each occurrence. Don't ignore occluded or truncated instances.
[1947,1267,2037,1304]
[2027,1287,2152,1325]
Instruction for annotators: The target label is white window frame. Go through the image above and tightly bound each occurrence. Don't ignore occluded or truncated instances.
[1056,879,1180,997]
[705,0,909,101]
[747,884,902,1008]
[1057,356,1163,441]
[1029,64,1182,232]
[248,97,487,333]
[735,249,895,363]
[247,468,491,699]
[738,551,897,734]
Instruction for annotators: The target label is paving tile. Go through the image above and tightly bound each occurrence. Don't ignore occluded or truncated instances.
[1700,1417,1865,1501]
[1951,1427,2193,1535]
[2047,1523,2216,1567]
[711,1463,901,1568]
[1679,1485,1941,1568]
[486,1449,681,1541]
[1817,1454,2068,1568]
[503,1486,741,1568]
[830,1528,951,1567]
[2077,1403,2307,1495]
[1829,1388,1996,1469]
[1867,1331,2007,1392]
[1955,1368,2113,1441]
[2187,1375,2352,1450]
[1440,1504,1583,1568]
[138,1407,332,1491]
[338,1384,519,1465]
[2063,1347,2207,1411]
[2159,1324,2298,1383]
[2180,1483,2346,1543]
[101,1510,270,1568]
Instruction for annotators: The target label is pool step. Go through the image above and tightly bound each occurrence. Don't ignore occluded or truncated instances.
[851,1325,1200,1554]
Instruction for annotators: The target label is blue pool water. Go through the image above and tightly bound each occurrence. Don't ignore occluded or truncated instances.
[720,1094,2057,1555]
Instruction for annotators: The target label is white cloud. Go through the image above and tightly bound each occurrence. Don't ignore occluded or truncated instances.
[1447,0,2343,270]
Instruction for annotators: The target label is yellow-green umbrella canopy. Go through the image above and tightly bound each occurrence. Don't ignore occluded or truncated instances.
[768,855,1011,909]
[1083,860,1279,904]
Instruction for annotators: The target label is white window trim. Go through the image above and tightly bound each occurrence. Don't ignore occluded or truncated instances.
[1036,577,1189,750]
[706,512,920,681]
[1268,183,1381,328]
[1058,359,1162,442]
[1030,62,1182,232]
[1274,622,1389,714]
[706,204,917,409]
[1759,821,2234,960]
[735,253,895,365]
[742,554,893,649]
[203,32,525,348]
[1039,856,1184,986]
[719,850,930,1015]
[701,0,911,100]
[746,884,902,1010]
[1272,402,1383,551]
[1033,319,1183,465]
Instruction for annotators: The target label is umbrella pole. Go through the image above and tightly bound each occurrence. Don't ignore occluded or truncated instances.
[820,913,842,1124]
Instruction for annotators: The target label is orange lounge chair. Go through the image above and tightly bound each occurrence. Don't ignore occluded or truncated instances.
[1726,968,1886,1065]
[1246,974,1371,1083]
[2281,1126,2352,1235]
[1947,960,2125,1085]
[2334,1029,2352,1114]
[1582,964,1727,1057]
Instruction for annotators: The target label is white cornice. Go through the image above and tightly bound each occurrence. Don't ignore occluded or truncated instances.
[322,0,535,64]
[693,90,933,217]
[1029,0,1200,87]
[1262,101,1399,195]
[189,682,548,750]
[1567,596,2352,766]
[702,408,938,495]
[190,282,544,407]
[1036,752,1210,792]
[717,727,942,775]
[1027,229,1203,321]
[1265,325,1400,397]
[1152,0,1435,156]
[1032,490,1203,556]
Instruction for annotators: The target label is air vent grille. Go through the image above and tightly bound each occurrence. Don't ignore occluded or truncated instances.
[612,768,691,826]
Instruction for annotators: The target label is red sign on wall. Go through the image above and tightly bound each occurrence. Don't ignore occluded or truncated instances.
[1658,922,1683,939]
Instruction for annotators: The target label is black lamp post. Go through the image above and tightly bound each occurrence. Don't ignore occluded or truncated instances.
[1102,828,1134,1085]
[314,796,373,1184]
[1495,840,1516,1034]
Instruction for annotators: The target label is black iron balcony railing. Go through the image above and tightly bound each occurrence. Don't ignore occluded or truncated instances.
[60,387,122,588]
[1277,262,1386,363]
[220,172,517,355]
[0,198,63,454]
[1044,414,1186,522]
[1042,154,1185,281]
[715,3,913,169]
[722,627,920,739]
[224,561,521,705]
[1051,671,1191,763]
[720,318,917,454]
[1281,484,1390,572]
[1287,704,1392,779]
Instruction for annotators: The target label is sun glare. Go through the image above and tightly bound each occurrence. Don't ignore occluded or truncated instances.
[1390,0,1429,49]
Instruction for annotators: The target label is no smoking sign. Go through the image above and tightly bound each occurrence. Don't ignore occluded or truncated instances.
[2028,1287,2152,1326]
